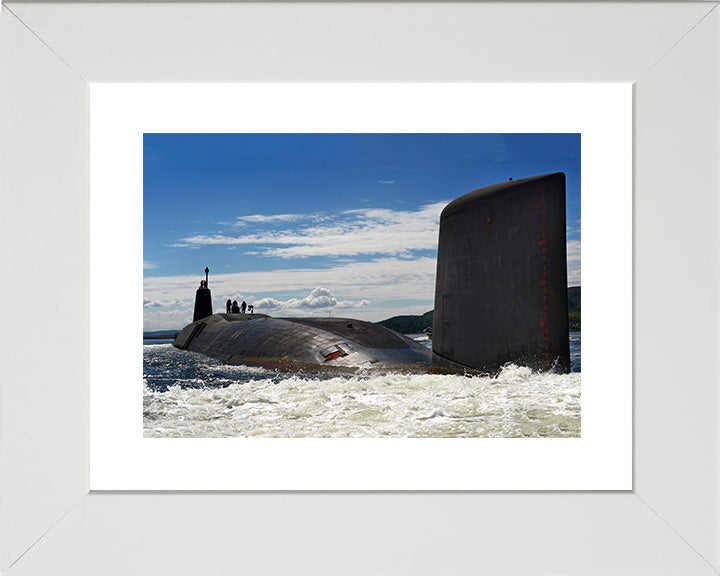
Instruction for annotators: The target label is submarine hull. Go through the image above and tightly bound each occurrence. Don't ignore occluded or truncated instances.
[174,313,432,372]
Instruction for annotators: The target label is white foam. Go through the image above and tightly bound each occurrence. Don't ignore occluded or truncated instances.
[144,365,581,438]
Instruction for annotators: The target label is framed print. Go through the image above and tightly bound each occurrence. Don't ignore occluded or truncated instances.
[90,82,631,491]
[2,2,719,575]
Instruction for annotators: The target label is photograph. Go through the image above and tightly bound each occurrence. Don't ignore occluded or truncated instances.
[143,132,581,438]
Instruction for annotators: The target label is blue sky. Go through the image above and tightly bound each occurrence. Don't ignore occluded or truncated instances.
[143,133,580,331]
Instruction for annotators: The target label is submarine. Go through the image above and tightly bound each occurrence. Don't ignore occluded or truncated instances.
[174,267,431,372]
[173,173,571,374]
[175,294,432,374]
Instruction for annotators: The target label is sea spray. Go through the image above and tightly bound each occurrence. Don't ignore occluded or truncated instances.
[144,342,580,438]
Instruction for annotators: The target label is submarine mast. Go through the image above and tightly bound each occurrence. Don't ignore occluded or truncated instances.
[192,266,213,322]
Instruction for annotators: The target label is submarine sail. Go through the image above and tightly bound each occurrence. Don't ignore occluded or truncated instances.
[432,173,571,374]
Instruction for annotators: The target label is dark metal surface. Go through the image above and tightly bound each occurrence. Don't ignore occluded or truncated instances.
[432,173,570,373]
[284,317,410,349]
[192,287,213,322]
[174,314,431,372]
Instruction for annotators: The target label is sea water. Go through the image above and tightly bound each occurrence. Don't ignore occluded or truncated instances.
[143,333,581,438]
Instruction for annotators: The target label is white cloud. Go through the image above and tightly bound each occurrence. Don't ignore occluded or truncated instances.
[175,202,447,259]
[254,287,370,315]
[143,260,158,269]
[144,257,437,304]
[238,213,308,224]
[567,239,581,286]
[377,179,395,184]
[143,298,187,308]
[144,256,438,328]
[143,307,194,332]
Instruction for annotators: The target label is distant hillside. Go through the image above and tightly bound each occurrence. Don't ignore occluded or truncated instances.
[377,287,581,333]
[567,286,580,331]
[376,310,434,334]
[143,330,179,339]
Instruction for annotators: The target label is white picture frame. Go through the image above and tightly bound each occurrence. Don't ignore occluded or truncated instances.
[2,2,719,574]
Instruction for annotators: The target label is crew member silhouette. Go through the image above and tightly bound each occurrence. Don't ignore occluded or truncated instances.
[226,299,232,313]
[231,300,240,313]
[241,301,247,314]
